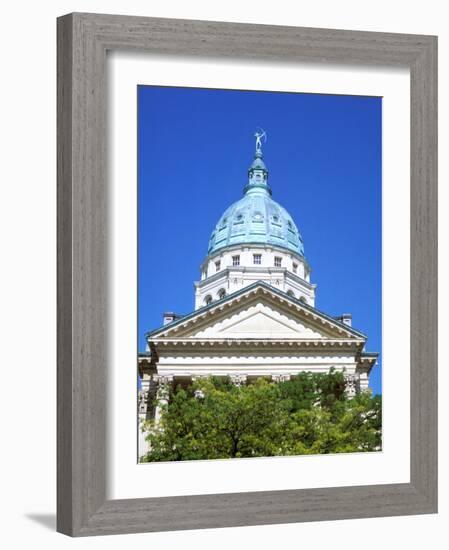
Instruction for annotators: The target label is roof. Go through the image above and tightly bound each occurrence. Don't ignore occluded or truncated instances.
[207,146,304,257]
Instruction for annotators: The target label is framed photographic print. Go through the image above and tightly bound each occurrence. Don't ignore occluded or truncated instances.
[57,13,437,536]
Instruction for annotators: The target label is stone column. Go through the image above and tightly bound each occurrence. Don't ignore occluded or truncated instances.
[344,373,360,398]
[154,375,173,423]
[138,378,151,421]
[138,377,155,459]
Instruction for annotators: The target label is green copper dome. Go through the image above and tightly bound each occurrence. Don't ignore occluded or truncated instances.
[207,134,304,257]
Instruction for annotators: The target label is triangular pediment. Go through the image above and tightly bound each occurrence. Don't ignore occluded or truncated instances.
[194,303,325,339]
[148,282,365,343]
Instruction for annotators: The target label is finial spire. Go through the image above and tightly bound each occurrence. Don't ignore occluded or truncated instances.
[244,128,271,196]
[254,128,267,157]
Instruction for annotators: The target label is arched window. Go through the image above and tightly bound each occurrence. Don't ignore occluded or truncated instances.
[217,288,226,300]
[286,290,295,298]
[299,296,307,304]
[204,295,212,306]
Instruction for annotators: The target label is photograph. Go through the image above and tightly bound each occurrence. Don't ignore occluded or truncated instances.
[137,85,382,463]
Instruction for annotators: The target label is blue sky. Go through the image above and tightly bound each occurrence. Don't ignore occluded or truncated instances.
[138,86,382,394]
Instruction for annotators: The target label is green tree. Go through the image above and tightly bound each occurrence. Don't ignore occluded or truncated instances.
[141,372,381,462]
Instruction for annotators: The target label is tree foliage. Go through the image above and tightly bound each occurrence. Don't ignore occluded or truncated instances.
[140,371,382,462]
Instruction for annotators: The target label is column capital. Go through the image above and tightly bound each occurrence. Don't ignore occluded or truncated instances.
[230,374,247,386]
[153,374,174,385]
[272,374,291,383]
[138,389,150,416]
[344,373,360,397]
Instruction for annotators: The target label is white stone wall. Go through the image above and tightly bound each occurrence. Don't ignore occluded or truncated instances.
[195,245,315,309]
[201,245,310,280]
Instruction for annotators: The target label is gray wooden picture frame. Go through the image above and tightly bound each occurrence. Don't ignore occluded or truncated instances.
[57,12,438,537]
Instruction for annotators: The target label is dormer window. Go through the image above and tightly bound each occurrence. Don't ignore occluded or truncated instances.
[232,255,240,266]
[274,256,282,267]
[215,260,221,272]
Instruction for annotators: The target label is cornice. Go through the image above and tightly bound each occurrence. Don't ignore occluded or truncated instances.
[147,338,364,351]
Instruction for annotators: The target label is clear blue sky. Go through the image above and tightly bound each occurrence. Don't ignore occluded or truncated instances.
[138,86,382,394]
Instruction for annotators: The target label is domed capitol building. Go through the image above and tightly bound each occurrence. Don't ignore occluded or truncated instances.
[138,131,378,455]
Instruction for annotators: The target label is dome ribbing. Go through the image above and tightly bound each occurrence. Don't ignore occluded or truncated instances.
[207,133,304,256]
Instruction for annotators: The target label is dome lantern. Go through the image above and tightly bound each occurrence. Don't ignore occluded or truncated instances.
[244,129,272,196]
